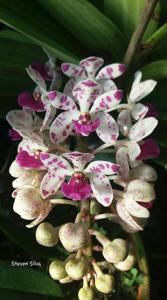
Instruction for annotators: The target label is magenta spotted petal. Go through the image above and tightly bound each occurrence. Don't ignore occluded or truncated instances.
[31,61,52,80]
[61,173,92,201]
[137,138,160,160]
[9,129,22,141]
[73,118,100,136]
[18,91,45,112]
[16,150,44,169]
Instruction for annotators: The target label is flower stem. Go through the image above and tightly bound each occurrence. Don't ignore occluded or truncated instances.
[123,0,159,69]
[94,213,118,221]
[50,198,79,207]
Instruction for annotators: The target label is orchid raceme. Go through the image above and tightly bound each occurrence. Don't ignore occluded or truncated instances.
[7,53,159,299]
[40,151,119,206]
[48,79,122,143]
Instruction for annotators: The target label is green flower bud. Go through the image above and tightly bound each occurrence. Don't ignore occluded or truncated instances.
[95,274,114,294]
[114,251,135,271]
[90,199,101,215]
[59,275,73,283]
[49,259,67,280]
[35,222,59,247]
[103,239,127,264]
[78,287,94,300]
[65,257,89,280]
[59,222,90,252]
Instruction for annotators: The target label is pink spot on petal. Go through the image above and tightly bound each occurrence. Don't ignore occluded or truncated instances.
[62,64,70,72]
[48,91,57,101]
[114,90,122,100]
[104,197,110,204]
[42,190,49,196]
[82,80,97,87]
[40,153,49,160]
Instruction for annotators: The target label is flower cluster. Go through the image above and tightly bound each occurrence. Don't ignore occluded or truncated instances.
[7,54,159,298]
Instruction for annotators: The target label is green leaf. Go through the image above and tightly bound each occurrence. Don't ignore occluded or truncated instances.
[0,260,63,297]
[0,289,61,300]
[141,60,167,80]
[0,216,59,260]
[103,0,160,42]
[0,0,85,62]
[38,0,125,61]
[0,29,36,44]
[141,24,167,60]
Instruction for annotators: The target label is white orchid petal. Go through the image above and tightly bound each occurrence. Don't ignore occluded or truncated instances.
[72,79,102,112]
[64,152,94,172]
[61,63,86,78]
[116,147,129,181]
[26,66,47,92]
[40,152,73,173]
[129,79,157,103]
[84,160,119,175]
[128,117,158,142]
[88,173,113,207]
[79,56,104,77]
[49,111,78,143]
[48,90,77,110]
[40,169,66,199]
[131,103,148,120]
[96,63,126,80]
[95,112,119,144]
[124,197,150,218]
[116,200,143,231]
[90,89,122,113]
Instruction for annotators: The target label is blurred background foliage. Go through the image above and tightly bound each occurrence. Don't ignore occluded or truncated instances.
[0,0,167,299]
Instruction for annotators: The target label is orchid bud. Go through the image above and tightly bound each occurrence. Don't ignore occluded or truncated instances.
[9,160,24,177]
[59,275,73,283]
[102,238,128,264]
[13,187,44,220]
[78,287,94,300]
[59,222,90,252]
[93,262,115,294]
[35,222,59,247]
[49,260,67,280]
[125,179,155,202]
[114,251,135,271]
[65,257,89,280]
[90,199,101,215]
[130,164,157,182]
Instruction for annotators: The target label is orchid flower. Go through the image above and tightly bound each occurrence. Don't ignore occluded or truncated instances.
[116,179,155,231]
[40,151,119,206]
[48,79,122,143]
[12,186,52,228]
[61,56,126,97]
[117,71,157,137]
[26,66,57,131]
[116,117,158,180]
[6,109,44,144]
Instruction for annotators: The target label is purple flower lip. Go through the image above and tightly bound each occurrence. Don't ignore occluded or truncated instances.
[18,91,45,112]
[73,113,100,136]
[16,150,44,169]
[9,129,22,141]
[137,138,160,160]
[138,201,153,209]
[61,172,92,201]
[31,61,52,81]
